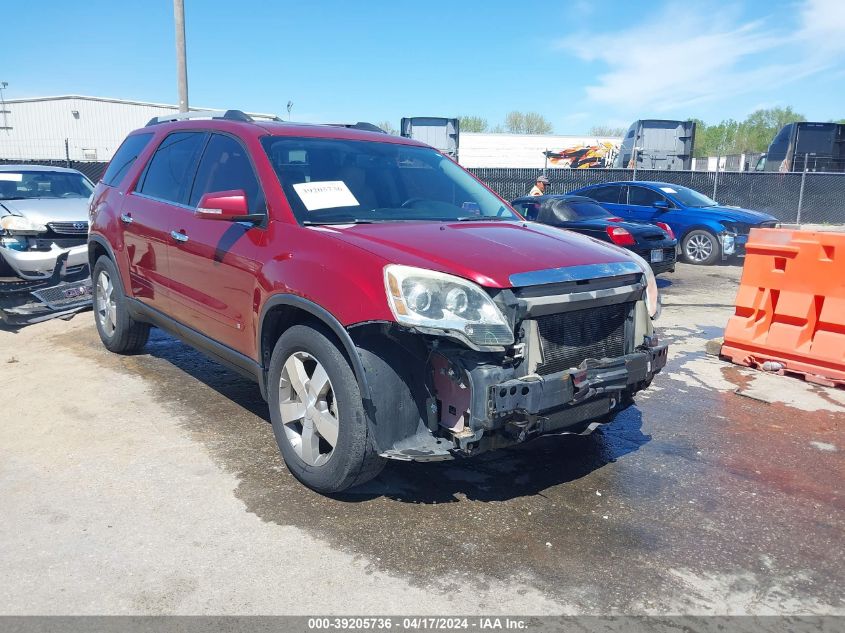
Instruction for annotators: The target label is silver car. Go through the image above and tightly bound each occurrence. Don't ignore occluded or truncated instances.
[0,165,94,324]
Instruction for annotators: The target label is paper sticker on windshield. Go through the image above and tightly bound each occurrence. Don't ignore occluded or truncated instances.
[0,173,23,182]
[659,187,677,194]
[293,181,359,211]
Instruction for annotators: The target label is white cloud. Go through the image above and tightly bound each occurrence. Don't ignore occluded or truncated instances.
[556,0,845,114]
[798,0,845,54]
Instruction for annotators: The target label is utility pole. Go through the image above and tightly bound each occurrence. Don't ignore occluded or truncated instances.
[173,0,189,112]
[0,82,10,131]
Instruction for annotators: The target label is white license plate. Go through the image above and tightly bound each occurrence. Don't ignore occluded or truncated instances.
[650,249,664,263]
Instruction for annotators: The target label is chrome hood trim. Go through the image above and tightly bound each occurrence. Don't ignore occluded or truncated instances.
[509,261,642,287]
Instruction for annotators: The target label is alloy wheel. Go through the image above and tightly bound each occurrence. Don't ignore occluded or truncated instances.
[95,270,117,337]
[278,351,339,467]
[685,233,714,263]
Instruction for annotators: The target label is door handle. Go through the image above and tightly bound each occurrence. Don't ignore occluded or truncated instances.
[170,230,189,243]
[120,213,134,224]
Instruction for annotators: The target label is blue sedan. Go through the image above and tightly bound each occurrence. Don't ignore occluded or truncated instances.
[568,181,779,265]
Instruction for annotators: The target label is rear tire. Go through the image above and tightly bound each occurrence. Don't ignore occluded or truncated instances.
[682,229,720,265]
[267,324,384,493]
[92,256,150,354]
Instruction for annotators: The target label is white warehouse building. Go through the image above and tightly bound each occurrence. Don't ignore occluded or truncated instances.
[0,95,276,162]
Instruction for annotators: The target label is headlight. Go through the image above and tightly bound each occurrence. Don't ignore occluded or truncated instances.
[0,215,47,234]
[624,251,661,319]
[384,265,514,347]
[720,221,749,235]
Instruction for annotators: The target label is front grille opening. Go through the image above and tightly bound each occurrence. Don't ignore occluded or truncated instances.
[535,302,630,375]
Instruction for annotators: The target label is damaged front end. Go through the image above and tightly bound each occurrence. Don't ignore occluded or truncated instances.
[0,210,93,325]
[0,250,92,326]
[352,261,668,461]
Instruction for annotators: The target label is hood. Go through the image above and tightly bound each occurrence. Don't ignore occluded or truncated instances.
[307,220,634,288]
[0,197,90,225]
[685,205,777,224]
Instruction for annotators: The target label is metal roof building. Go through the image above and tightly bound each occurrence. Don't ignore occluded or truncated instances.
[0,95,276,161]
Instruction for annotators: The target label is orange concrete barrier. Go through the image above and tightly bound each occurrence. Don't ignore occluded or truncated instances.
[720,228,845,388]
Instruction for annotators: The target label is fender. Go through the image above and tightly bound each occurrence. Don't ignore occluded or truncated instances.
[678,222,723,241]
[87,233,118,269]
[258,294,373,410]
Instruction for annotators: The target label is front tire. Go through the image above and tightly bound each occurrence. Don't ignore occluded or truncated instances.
[682,229,720,265]
[92,256,150,353]
[267,324,384,493]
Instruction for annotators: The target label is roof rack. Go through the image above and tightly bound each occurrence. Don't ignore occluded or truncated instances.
[145,109,279,126]
[326,122,387,134]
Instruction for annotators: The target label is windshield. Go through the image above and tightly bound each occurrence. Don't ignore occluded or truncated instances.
[661,185,718,208]
[262,137,518,224]
[0,171,94,201]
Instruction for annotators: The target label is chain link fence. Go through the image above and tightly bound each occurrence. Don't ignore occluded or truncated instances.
[2,155,844,225]
[469,167,845,224]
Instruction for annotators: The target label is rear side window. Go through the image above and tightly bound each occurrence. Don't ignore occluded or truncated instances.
[587,185,622,204]
[137,132,207,204]
[102,133,153,187]
[189,134,265,213]
[627,186,664,206]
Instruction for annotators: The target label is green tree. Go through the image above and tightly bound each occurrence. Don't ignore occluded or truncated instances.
[458,116,489,133]
[504,111,553,134]
[588,125,626,137]
[692,107,806,157]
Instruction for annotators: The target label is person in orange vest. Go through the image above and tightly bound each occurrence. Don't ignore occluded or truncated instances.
[529,175,549,196]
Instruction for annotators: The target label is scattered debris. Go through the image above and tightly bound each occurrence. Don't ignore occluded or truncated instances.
[809,441,837,452]
[734,388,774,404]
[704,337,724,357]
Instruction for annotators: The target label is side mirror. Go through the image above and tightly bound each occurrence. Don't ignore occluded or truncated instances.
[653,200,670,211]
[196,190,254,221]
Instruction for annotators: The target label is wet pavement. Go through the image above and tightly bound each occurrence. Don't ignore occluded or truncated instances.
[1,262,843,614]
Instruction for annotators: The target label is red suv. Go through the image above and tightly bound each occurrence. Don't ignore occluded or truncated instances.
[88,111,667,493]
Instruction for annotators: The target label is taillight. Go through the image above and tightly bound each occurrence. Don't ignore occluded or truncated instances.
[655,221,675,240]
[606,225,636,246]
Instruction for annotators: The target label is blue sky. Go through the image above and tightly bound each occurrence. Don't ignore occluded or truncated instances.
[4,0,844,133]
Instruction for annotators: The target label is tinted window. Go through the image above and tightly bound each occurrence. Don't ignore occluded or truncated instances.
[138,132,206,204]
[189,134,264,213]
[586,185,622,204]
[566,200,613,219]
[261,137,517,224]
[102,133,153,187]
[627,186,664,206]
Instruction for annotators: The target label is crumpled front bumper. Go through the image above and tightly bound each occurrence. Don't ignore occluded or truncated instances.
[378,341,670,461]
[488,346,667,417]
[0,242,89,280]
[0,251,92,326]
[453,343,669,451]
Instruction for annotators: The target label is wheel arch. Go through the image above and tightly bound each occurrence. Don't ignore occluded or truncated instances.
[678,222,721,242]
[88,234,117,269]
[258,294,373,407]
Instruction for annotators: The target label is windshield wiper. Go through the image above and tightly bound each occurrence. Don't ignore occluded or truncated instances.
[455,216,514,222]
[302,219,376,226]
